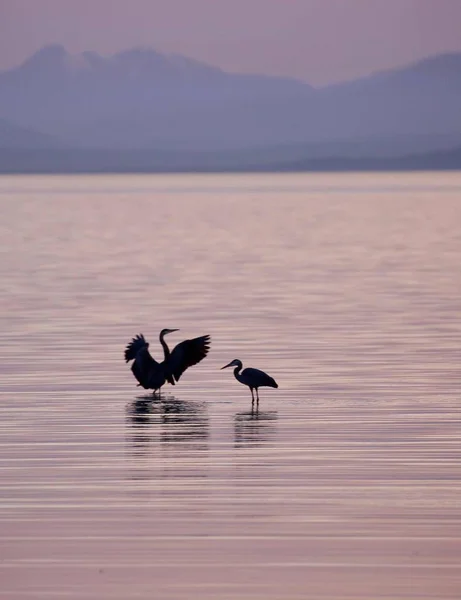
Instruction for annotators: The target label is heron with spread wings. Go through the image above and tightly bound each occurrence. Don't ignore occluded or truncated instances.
[124,329,210,394]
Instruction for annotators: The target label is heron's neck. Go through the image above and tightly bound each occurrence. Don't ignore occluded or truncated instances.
[160,333,170,359]
[233,365,242,381]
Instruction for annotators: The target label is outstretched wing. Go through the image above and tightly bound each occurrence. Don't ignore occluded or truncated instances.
[124,334,160,389]
[124,334,149,362]
[167,335,211,382]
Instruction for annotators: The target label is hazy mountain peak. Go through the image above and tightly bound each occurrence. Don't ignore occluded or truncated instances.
[109,46,223,79]
[110,46,177,74]
[408,52,461,75]
[365,51,461,84]
[11,44,226,81]
[20,44,69,69]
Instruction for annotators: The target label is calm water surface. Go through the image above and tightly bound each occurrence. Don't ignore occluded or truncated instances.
[1,172,461,599]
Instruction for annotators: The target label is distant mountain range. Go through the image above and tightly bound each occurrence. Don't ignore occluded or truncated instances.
[1,45,461,171]
[1,144,461,174]
[0,118,64,148]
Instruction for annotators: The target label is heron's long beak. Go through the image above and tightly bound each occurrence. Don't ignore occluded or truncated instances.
[221,361,234,370]
[166,328,179,334]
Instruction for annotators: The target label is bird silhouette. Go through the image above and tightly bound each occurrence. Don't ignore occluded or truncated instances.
[125,329,210,394]
[221,359,278,408]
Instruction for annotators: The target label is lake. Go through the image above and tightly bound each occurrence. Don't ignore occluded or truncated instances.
[1,172,460,599]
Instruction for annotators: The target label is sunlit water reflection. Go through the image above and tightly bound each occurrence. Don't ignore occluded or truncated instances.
[1,172,461,599]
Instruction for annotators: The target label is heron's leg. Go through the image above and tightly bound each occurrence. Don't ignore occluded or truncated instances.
[256,388,260,410]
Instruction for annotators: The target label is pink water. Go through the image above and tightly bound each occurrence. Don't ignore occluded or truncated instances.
[1,172,461,599]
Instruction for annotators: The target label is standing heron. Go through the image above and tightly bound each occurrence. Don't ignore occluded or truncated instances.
[221,359,278,409]
[124,329,210,394]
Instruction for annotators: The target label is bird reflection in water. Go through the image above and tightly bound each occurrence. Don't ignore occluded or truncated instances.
[126,398,155,456]
[160,396,208,449]
[234,410,278,448]
[126,395,209,457]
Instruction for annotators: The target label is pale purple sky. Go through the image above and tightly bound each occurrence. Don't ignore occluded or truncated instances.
[1,0,461,85]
